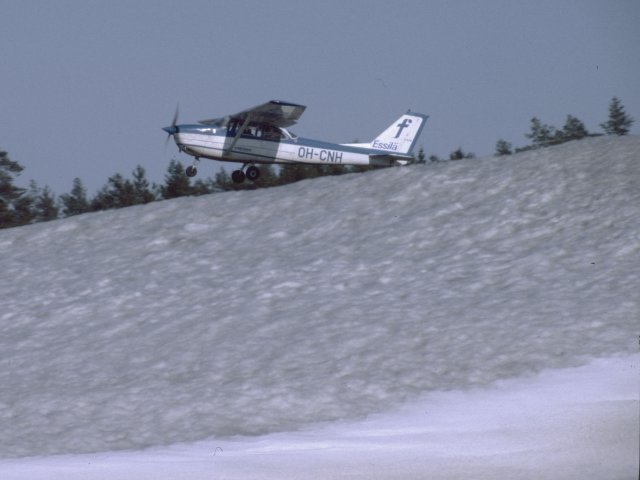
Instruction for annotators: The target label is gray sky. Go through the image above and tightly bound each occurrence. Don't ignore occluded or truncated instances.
[2,0,638,195]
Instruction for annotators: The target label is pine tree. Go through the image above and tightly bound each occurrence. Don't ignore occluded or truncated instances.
[114,174,137,207]
[525,117,557,148]
[90,173,136,210]
[495,139,513,156]
[161,160,193,199]
[600,96,634,135]
[90,185,113,211]
[132,165,156,204]
[192,177,218,195]
[449,148,475,160]
[561,115,589,141]
[89,167,157,211]
[0,150,31,228]
[214,168,233,191]
[60,178,91,217]
[416,146,427,164]
[108,173,136,207]
[10,195,36,226]
[30,183,59,222]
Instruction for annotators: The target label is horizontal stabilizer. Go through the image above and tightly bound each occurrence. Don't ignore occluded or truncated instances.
[369,153,414,167]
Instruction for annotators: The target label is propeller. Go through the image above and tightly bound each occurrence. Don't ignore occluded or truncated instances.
[163,104,180,148]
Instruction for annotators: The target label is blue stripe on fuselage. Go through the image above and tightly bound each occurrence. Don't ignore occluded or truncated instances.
[290,137,412,157]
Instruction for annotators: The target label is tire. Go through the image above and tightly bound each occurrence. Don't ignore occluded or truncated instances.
[245,166,261,181]
[185,165,197,177]
[231,170,246,184]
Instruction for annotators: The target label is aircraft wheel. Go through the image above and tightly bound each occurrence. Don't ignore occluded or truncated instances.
[246,166,261,181]
[231,169,246,184]
[185,165,198,177]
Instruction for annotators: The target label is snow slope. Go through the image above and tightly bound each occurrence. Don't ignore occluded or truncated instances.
[0,135,638,478]
[1,355,636,480]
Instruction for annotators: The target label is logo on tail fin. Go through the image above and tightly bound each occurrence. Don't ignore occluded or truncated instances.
[370,112,428,155]
[395,118,413,138]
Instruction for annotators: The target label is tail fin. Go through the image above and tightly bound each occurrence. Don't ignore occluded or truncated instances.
[370,112,428,154]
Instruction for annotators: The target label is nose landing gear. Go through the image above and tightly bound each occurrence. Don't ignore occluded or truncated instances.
[185,158,199,178]
[185,165,198,177]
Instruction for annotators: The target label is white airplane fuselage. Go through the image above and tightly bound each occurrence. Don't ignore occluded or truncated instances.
[173,126,379,167]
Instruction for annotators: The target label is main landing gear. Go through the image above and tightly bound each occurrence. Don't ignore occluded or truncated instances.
[231,165,261,184]
[183,162,261,184]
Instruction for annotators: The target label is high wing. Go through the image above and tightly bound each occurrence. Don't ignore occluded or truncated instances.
[199,100,306,128]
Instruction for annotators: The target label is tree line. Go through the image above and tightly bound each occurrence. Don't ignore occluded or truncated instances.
[493,96,634,156]
[0,156,384,229]
[0,96,634,229]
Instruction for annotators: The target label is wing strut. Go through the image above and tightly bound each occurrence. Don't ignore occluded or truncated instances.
[224,115,252,154]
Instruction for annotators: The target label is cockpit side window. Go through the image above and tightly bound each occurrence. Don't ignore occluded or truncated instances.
[241,124,258,138]
[263,125,284,140]
[228,122,286,140]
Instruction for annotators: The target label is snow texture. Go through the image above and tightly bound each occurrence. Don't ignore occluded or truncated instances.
[0,135,638,478]
[1,354,637,480]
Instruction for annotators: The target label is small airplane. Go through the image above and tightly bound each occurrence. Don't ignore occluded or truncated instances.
[163,100,428,183]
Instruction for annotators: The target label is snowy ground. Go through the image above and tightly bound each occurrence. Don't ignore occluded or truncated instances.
[1,354,637,480]
[1,136,638,478]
